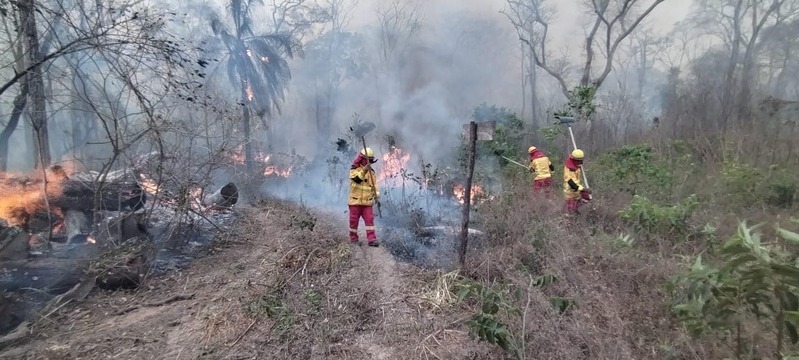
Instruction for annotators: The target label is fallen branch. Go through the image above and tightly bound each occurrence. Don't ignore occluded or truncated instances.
[116,292,196,315]
[228,318,257,348]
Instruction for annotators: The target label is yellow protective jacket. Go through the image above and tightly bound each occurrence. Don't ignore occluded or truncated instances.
[349,165,379,206]
[528,152,553,181]
[563,157,584,200]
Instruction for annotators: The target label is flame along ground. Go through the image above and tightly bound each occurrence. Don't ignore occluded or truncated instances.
[0,168,68,227]
[0,145,487,228]
[230,146,293,177]
[377,146,412,187]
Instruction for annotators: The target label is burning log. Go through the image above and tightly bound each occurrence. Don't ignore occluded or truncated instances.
[53,178,146,212]
[202,182,238,208]
[0,173,145,233]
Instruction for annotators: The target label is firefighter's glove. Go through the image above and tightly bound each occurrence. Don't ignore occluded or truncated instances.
[580,189,593,202]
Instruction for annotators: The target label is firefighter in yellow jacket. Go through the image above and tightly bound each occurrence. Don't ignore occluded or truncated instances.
[528,146,554,194]
[349,147,380,247]
[563,149,591,213]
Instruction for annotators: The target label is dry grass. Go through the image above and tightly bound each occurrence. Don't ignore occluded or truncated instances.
[1,177,757,360]
[463,179,732,360]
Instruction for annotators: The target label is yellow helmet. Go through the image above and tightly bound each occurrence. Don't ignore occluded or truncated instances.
[571,149,585,160]
[528,146,537,154]
[360,147,375,158]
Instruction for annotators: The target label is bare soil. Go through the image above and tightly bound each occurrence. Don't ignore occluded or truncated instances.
[0,199,494,360]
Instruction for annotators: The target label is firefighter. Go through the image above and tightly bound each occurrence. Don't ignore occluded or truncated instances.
[348,147,380,247]
[563,149,592,214]
[528,146,554,194]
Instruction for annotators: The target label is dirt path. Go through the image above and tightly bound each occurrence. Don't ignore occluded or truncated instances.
[0,201,488,359]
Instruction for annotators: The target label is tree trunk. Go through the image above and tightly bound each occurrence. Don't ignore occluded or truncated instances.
[721,0,745,132]
[239,79,255,173]
[20,0,50,170]
[458,121,477,271]
[520,43,527,121]
[0,80,29,171]
[528,49,541,129]
[637,44,647,104]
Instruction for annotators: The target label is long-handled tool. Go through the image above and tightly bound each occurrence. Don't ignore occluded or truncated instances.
[350,121,382,218]
[500,155,529,170]
[554,116,590,189]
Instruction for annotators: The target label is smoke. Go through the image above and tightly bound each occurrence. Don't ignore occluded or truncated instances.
[258,0,524,210]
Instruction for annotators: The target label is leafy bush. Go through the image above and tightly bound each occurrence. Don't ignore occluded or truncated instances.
[765,169,797,209]
[671,221,799,358]
[619,194,699,240]
[719,160,761,208]
[457,277,523,358]
[551,85,598,120]
[719,161,797,210]
[596,144,672,199]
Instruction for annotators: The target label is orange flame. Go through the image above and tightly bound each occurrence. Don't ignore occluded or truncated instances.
[452,184,490,204]
[138,174,160,195]
[264,166,292,177]
[0,168,68,227]
[244,82,254,102]
[229,146,293,178]
[246,48,269,62]
[378,147,411,186]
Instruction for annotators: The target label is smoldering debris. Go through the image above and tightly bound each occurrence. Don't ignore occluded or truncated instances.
[0,167,239,339]
[383,224,486,269]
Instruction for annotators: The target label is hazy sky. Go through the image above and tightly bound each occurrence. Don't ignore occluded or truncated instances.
[347,0,694,66]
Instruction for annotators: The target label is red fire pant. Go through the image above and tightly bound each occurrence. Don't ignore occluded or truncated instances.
[533,178,553,194]
[565,198,583,214]
[348,205,376,243]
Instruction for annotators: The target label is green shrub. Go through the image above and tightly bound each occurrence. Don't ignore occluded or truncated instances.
[766,169,797,209]
[719,160,760,208]
[457,277,523,359]
[596,144,672,199]
[671,221,799,359]
[719,161,797,210]
[619,194,699,240]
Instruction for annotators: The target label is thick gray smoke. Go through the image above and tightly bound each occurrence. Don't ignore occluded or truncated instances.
[260,1,522,212]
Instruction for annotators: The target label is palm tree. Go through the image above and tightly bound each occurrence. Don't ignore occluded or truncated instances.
[211,0,293,172]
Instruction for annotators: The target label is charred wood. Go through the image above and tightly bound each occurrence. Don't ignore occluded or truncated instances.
[0,258,89,294]
[202,182,238,208]
[91,236,154,291]
[54,179,146,212]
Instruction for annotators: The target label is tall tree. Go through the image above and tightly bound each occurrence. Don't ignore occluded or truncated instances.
[688,0,797,127]
[504,0,665,151]
[211,0,294,172]
[505,0,666,98]
[19,0,50,168]
[0,7,29,171]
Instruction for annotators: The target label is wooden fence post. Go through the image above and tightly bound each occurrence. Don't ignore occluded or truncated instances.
[458,121,478,270]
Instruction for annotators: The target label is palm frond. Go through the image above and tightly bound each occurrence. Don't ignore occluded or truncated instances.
[227,57,242,94]
[229,0,245,35]
[210,17,226,36]
[251,33,295,58]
